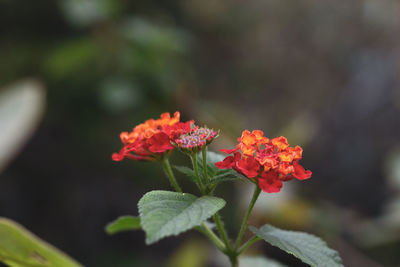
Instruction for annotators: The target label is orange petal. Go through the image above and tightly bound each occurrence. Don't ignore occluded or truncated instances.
[271,136,289,151]
[278,152,294,162]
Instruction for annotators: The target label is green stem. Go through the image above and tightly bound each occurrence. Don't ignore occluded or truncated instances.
[193,151,231,248]
[202,147,210,185]
[214,213,232,252]
[161,157,182,193]
[191,153,206,194]
[197,223,226,252]
[237,236,261,255]
[234,185,261,250]
[228,254,238,267]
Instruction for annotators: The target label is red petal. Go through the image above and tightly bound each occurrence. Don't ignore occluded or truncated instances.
[148,132,174,153]
[258,171,283,193]
[165,120,194,139]
[215,152,241,169]
[220,148,238,154]
[236,156,260,178]
[125,154,153,161]
[292,161,312,180]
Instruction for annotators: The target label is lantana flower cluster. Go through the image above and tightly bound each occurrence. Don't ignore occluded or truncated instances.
[112,112,217,161]
[112,112,192,161]
[215,130,312,193]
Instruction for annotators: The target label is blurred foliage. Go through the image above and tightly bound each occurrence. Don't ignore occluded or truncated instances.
[166,239,208,267]
[105,216,140,235]
[0,218,82,267]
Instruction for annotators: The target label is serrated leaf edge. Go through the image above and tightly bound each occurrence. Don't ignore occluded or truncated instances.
[138,190,225,245]
[249,225,343,267]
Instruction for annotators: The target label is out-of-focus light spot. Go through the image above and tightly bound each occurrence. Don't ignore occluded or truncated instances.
[98,78,143,113]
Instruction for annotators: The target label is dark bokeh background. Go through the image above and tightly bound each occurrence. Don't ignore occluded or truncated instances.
[1,0,400,266]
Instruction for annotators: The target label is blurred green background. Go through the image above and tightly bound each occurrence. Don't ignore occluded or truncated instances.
[1,0,400,266]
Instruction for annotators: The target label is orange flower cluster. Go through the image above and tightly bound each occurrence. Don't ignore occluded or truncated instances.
[112,112,193,161]
[215,130,311,193]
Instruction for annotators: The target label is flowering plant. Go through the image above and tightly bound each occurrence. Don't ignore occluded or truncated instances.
[106,112,343,267]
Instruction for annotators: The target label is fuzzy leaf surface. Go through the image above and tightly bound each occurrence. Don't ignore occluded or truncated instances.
[138,190,225,244]
[209,169,246,185]
[250,224,343,267]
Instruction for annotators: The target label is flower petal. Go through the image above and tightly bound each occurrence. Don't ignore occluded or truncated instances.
[220,148,237,154]
[258,171,283,193]
[236,156,260,178]
[215,152,240,169]
[292,161,312,180]
[148,132,174,153]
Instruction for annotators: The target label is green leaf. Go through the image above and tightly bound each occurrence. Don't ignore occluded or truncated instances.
[209,169,246,185]
[197,151,225,177]
[198,151,245,182]
[239,256,287,267]
[173,165,197,182]
[197,151,225,176]
[105,216,141,235]
[249,224,343,267]
[138,190,225,244]
[0,217,83,267]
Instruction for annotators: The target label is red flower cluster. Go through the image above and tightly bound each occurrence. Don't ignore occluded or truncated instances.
[215,130,312,193]
[112,112,193,161]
